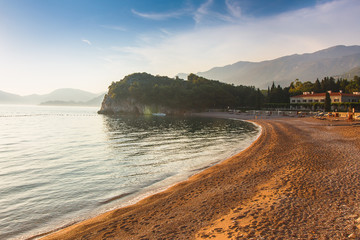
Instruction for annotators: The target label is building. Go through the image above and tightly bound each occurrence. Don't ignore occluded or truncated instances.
[290,91,360,110]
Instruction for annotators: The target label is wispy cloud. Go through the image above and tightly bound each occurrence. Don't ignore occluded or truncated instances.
[100,25,126,31]
[160,28,172,36]
[107,0,360,78]
[193,0,213,24]
[131,9,188,20]
[225,0,242,18]
[131,0,240,25]
[193,0,238,24]
[82,39,92,45]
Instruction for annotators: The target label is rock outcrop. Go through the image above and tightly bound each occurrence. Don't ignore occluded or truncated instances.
[97,94,185,115]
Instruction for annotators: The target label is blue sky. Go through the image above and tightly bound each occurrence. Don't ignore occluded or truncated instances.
[0,0,359,95]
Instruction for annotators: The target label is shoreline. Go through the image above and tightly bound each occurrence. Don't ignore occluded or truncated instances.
[31,114,261,240]
[40,114,360,239]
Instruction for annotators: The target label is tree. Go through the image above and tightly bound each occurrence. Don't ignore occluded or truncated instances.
[266,82,289,103]
[313,79,321,93]
[289,79,304,96]
[354,75,360,86]
[325,92,331,112]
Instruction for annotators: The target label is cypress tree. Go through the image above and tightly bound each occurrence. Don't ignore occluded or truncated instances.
[325,92,331,112]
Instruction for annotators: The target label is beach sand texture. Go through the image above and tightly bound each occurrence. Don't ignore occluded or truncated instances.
[41,117,360,239]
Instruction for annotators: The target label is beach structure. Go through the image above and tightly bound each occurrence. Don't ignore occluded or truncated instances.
[290,91,360,111]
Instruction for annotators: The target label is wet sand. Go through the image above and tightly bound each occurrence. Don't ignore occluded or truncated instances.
[41,115,360,239]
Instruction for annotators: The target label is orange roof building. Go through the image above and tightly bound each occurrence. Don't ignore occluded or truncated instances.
[290,91,360,104]
[290,91,360,111]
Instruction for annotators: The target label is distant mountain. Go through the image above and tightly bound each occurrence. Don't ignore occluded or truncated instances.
[41,88,98,102]
[85,93,106,106]
[0,90,23,103]
[0,88,104,106]
[334,66,360,79]
[191,45,360,89]
[40,93,106,107]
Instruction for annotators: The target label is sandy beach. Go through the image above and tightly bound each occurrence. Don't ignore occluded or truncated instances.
[40,114,360,240]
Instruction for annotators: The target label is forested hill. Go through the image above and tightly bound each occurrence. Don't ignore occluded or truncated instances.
[100,72,264,114]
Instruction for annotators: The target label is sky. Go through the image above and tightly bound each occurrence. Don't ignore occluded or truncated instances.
[0,0,359,95]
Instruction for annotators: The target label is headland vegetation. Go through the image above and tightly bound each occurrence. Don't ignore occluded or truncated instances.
[97,72,264,115]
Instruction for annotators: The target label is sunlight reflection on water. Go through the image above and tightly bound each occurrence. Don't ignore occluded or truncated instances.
[0,105,259,239]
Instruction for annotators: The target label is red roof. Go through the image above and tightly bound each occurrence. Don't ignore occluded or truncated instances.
[292,92,360,98]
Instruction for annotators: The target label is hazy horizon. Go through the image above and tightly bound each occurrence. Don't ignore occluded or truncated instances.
[1,0,360,95]
[0,87,105,97]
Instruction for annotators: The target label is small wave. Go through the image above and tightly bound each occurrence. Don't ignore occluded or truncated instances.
[99,191,137,205]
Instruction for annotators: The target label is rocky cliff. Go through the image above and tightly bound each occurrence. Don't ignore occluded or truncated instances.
[97,94,185,115]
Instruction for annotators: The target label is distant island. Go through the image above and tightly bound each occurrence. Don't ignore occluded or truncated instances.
[39,100,97,107]
[39,94,105,107]
[0,88,105,106]
[98,73,264,115]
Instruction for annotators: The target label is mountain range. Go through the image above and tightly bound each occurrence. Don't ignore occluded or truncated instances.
[2,45,360,105]
[180,45,360,89]
[0,88,105,106]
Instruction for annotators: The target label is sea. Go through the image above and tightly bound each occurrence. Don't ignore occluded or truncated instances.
[0,105,260,239]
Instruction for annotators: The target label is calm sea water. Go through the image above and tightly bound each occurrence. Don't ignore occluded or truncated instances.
[0,105,260,239]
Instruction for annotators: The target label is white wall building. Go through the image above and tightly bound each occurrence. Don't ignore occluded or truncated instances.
[290,91,360,110]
